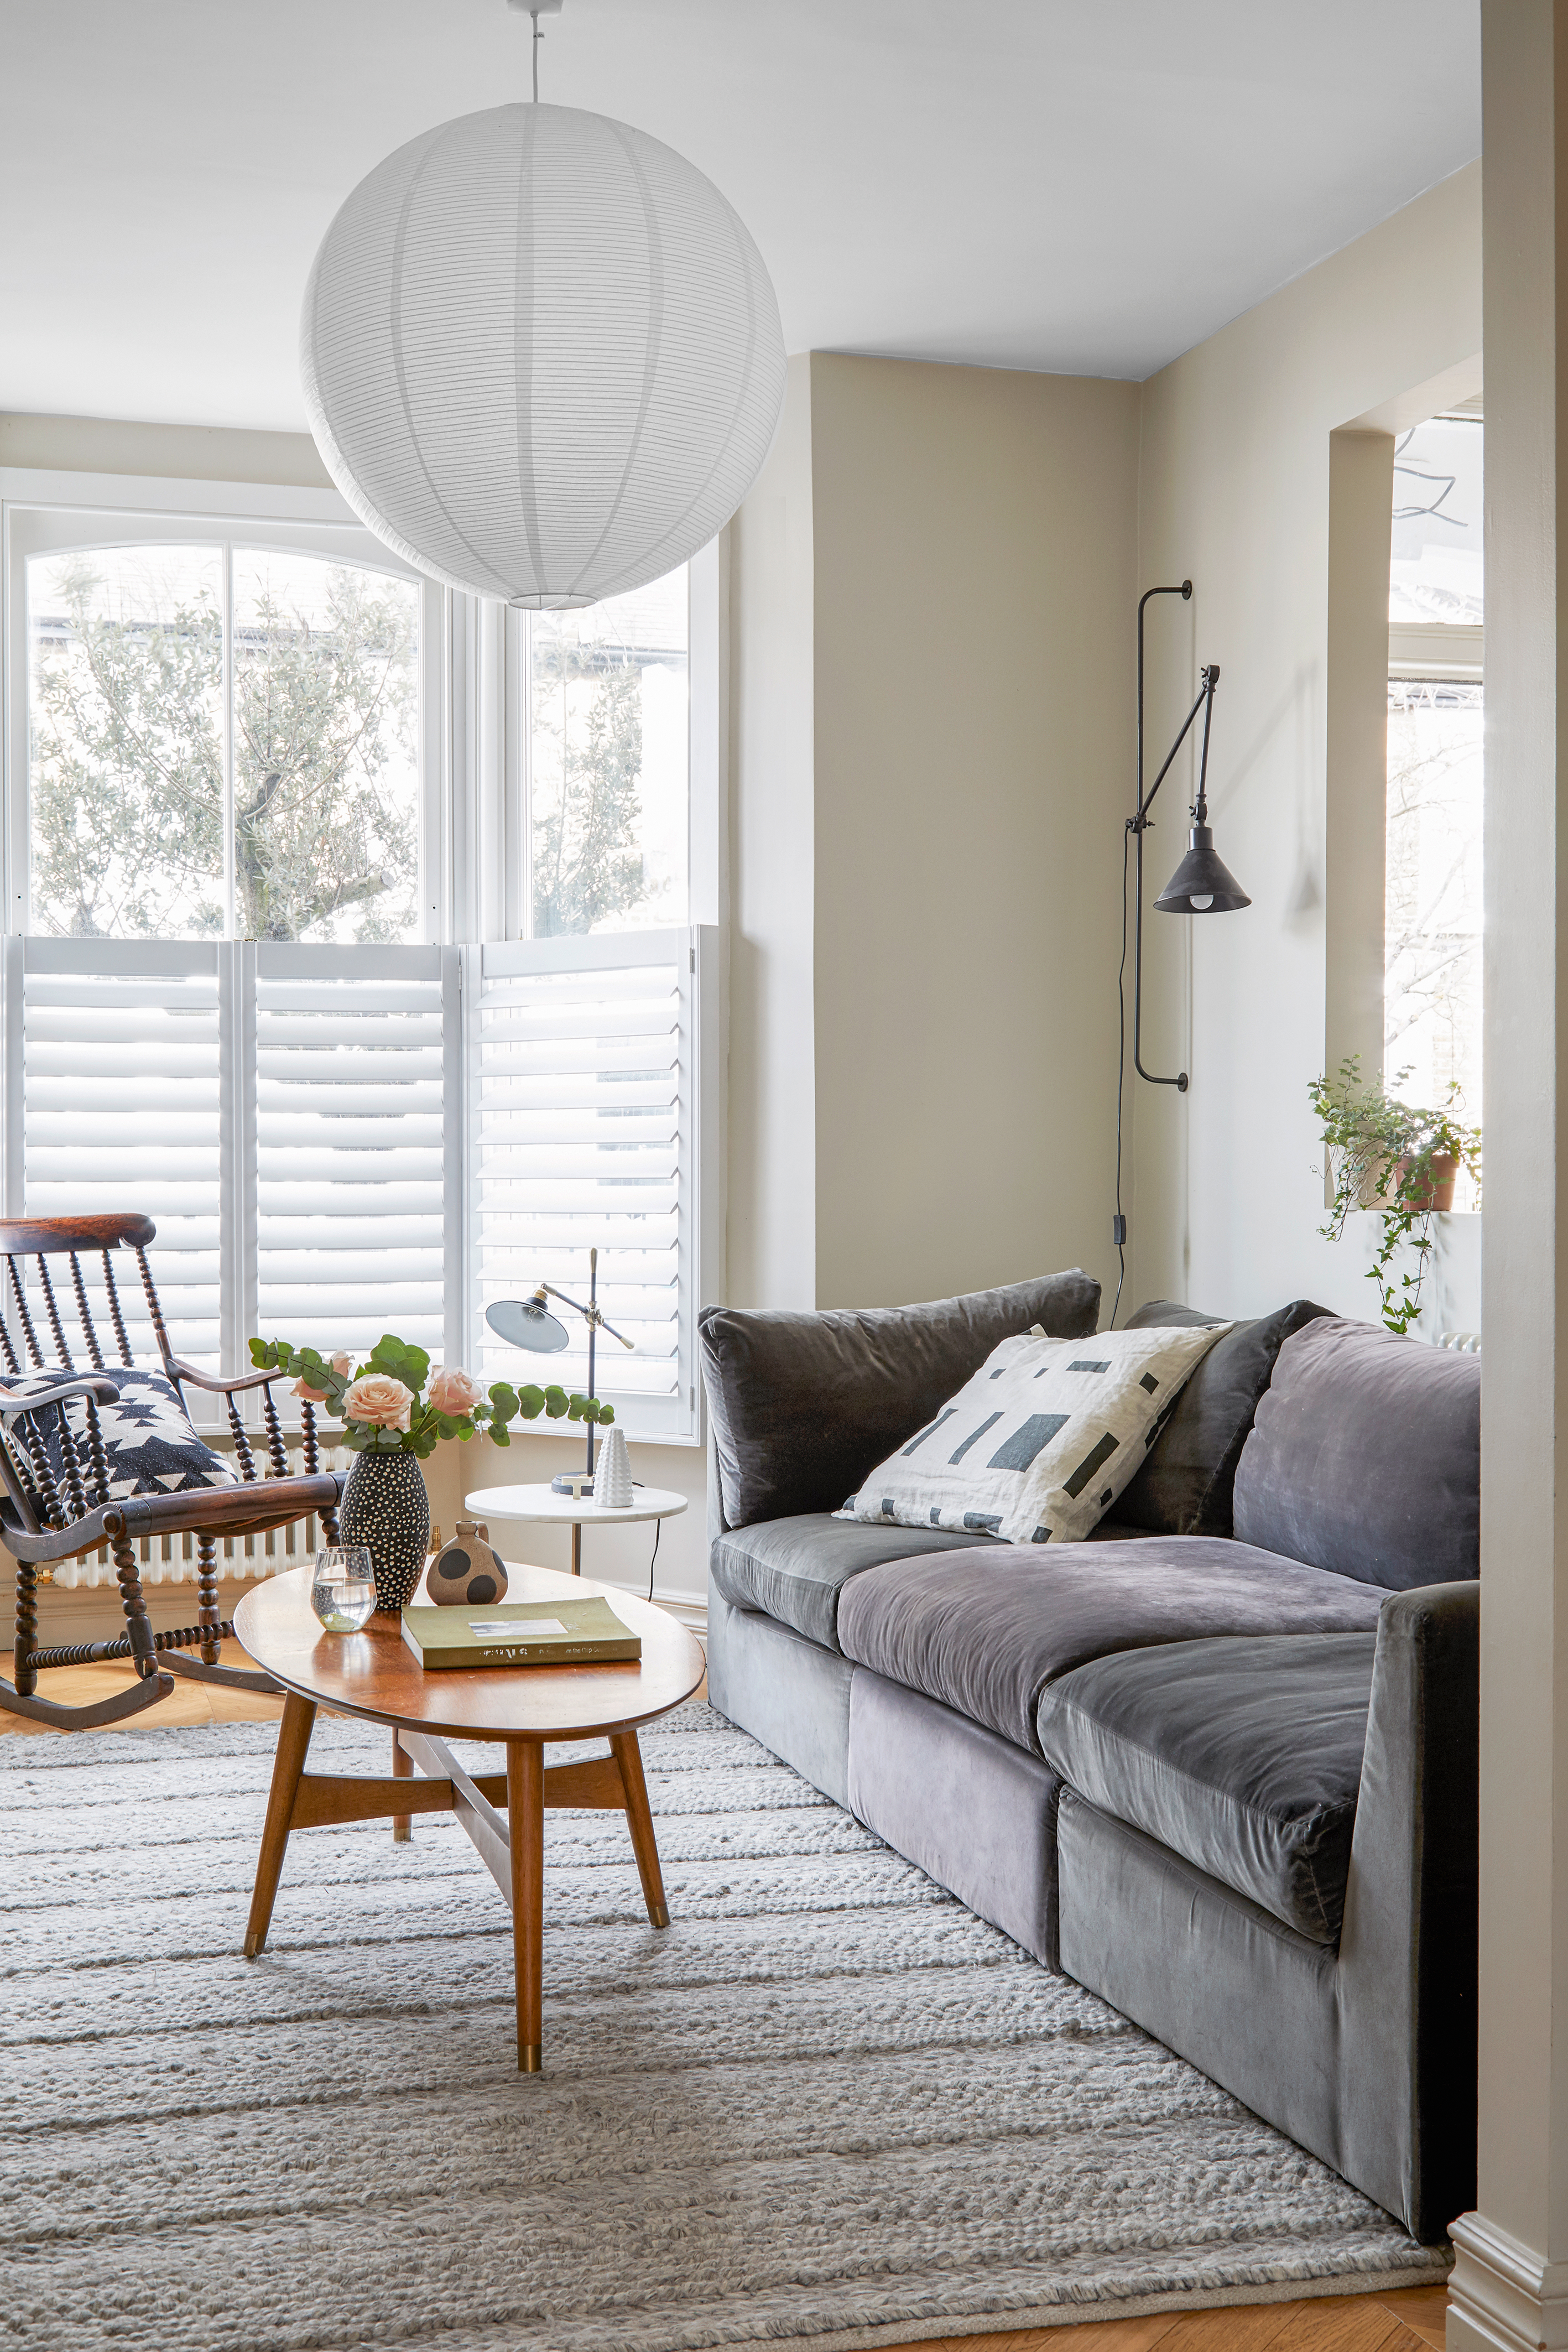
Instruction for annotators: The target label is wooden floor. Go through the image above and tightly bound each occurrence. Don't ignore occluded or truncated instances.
[908,2287,1447,2352]
[0,1661,1451,2352]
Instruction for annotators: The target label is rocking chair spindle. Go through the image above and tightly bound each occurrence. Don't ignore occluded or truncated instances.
[0,1213,347,1733]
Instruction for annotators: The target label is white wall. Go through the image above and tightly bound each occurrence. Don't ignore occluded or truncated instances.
[725,353,817,1310]
[1132,162,1482,1326]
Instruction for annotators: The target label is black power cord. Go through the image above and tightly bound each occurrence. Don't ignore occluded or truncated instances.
[1113,818,1132,1328]
[647,1517,660,1603]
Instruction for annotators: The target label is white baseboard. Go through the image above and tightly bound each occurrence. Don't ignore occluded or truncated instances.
[1451,2211,1568,2352]
[23,1576,266,1646]
[659,1595,708,1642]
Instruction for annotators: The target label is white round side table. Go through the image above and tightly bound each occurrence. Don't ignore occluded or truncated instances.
[463,1481,689,1581]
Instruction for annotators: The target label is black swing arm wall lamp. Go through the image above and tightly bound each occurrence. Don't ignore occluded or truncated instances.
[1112,580,1252,1320]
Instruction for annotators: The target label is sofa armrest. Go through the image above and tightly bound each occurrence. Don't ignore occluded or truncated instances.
[707,1428,730,1548]
[1338,1578,1479,2241]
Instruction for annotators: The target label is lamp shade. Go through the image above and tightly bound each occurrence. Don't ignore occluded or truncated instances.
[301,102,787,610]
[1153,823,1251,914]
[486,1297,570,1353]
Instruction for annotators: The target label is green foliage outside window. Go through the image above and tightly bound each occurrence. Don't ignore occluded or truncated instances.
[29,554,419,942]
[530,641,646,938]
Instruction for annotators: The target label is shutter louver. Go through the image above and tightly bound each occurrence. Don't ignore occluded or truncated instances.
[255,945,450,1362]
[471,933,698,1439]
[20,941,222,1371]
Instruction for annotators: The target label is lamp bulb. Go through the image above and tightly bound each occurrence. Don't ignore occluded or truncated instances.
[1189,892,1214,910]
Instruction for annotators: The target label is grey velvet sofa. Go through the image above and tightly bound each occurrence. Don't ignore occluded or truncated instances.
[700,1274,1480,2246]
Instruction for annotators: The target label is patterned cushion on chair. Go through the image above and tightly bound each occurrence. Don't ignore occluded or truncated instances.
[0,1368,237,1502]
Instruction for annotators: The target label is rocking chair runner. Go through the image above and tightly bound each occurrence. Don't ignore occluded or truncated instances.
[0,1213,345,1732]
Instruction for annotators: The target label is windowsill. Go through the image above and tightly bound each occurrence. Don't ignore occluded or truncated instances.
[1351,1207,1481,1219]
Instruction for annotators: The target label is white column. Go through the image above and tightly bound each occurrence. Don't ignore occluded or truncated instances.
[1450,7,1568,2347]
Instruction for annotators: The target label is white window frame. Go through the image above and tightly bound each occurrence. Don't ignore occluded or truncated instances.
[0,466,723,1443]
[3,474,445,942]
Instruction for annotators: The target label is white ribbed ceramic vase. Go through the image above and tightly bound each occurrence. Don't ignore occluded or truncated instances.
[592,1425,633,1508]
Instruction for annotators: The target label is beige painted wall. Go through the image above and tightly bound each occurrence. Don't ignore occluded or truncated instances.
[0,411,332,486]
[1133,162,1482,1326]
[1451,7,1568,2323]
[805,354,1138,1313]
[726,352,1139,1320]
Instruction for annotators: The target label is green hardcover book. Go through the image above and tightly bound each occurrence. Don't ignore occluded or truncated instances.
[400,1594,642,1672]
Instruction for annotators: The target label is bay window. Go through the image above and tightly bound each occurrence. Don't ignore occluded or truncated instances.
[0,471,716,1444]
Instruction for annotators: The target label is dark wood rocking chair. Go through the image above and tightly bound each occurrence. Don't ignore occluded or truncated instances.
[0,1213,346,1732]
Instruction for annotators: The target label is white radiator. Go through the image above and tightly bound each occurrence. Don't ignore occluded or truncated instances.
[40,1439,352,1590]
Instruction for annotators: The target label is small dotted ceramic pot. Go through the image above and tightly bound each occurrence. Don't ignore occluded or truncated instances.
[339,1448,432,1615]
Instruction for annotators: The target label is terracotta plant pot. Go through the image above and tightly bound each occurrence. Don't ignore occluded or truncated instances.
[1394,1151,1458,1213]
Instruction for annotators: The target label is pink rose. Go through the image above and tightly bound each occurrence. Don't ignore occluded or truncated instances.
[342,1373,414,1431]
[293,1351,353,1404]
[427,1366,488,1417]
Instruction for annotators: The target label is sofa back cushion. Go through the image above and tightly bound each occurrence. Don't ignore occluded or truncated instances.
[1232,1315,1480,1589]
[1116,1297,1331,1538]
[699,1272,1100,1532]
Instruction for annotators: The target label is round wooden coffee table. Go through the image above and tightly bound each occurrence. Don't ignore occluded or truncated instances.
[233,1562,705,2072]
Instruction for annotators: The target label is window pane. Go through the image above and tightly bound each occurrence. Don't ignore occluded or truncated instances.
[1385,679,1483,1158]
[233,551,421,944]
[529,566,689,936]
[1390,415,1483,626]
[28,545,224,939]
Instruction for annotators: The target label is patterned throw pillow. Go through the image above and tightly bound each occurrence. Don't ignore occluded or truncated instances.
[0,1368,237,1503]
[841,1322,1232,1544]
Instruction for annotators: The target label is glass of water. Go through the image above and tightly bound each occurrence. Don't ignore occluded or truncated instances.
[310,1547,376,1633]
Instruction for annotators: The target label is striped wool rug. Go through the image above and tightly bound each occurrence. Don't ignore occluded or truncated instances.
[1,1703,1445,2352]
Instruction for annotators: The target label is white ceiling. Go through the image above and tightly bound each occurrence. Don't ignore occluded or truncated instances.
[3,0,1480,434]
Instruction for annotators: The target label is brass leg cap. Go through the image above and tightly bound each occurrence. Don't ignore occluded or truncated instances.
[242,1933,264,1959]
[392,1823,411,1844]
[650,1902,670,1928]
[520,2044,543,2073]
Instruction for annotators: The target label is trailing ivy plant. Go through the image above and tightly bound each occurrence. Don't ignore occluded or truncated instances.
[248,1331,614,1462]
[1309,1055,1482,1336]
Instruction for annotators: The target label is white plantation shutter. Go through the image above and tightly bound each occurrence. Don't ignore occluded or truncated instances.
[254,944,459,1366]
[468,929,716,1443]
[1,939,461,1408]
[9,939,224,1377]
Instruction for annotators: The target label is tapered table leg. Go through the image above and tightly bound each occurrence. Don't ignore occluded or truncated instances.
[508,1737,545,2072]
[244,1692,316,1957]
[391,1729,412,1842]
[610,1728,669,1928]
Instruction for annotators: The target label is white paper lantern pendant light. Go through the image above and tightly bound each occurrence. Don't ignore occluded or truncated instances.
[300,0,786,610]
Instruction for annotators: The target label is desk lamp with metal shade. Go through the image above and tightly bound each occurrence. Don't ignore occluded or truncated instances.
[485,1247,634,1496]
[1113,582,1252,1324]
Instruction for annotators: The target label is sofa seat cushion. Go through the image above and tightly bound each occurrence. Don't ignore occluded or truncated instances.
[1037,1633,1376,1942]
[834,1536,1385,1755]
[710,1514,1000,1651]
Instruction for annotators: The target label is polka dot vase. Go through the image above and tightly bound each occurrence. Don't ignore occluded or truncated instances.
[339,1448,432,1616]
